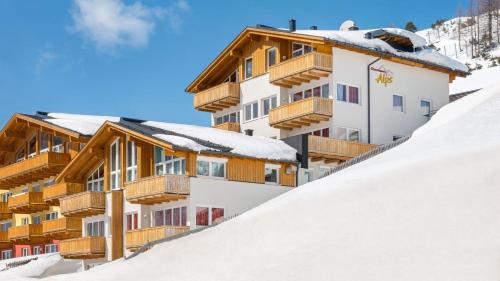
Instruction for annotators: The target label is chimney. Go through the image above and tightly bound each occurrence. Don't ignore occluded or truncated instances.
[309,25,317,30]
[289,19,296,32]
[244,129,254,136]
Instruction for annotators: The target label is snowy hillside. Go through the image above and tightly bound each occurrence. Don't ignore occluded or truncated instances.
[11,83,498,281]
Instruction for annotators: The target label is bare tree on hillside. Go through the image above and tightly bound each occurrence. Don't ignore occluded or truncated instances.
[457,5,464,50]
[468,0,478,57]
[480,0,496,44]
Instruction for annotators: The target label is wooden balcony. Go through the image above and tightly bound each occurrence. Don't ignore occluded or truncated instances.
[0,202,12,220]
[269,97,333,129]
[8,192,49,214]
[60,236,106,259]
[212,122,241,132]
[0,152,71,189]
[194,82,240,112]
[125,226,190,251]
[42,217,82,240]
[0,231,11,249]
[43,182,84,205]
[308,135,378,162]
[60,191,106,217]
[8,224,46,244]
[125,174,190,205]
[269,52,332,88]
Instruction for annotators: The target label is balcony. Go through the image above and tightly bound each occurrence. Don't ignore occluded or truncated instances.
[308,135,378,162]
[212,122,241,133]
[269,52,332,88]
[60,236,106,259]
[125,174,190,205]
[43,182,84,206]
[60,191,106,217]
[8,192,49,214]
[0,152,71,189]
[8,224,46,244]
[42,217,82,240]
[0,202,12,220]
[125,226,190,251]
[0,231,11,249]
[193,82,240,112]
[269,97,333,129]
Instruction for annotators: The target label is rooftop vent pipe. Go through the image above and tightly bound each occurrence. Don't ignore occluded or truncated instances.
[289,19,296,32]
[309,25,317,30]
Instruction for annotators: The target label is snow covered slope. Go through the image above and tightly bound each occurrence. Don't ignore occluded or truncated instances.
[0,254,81,280]
[24,83,500,281]
[450,65,500,94]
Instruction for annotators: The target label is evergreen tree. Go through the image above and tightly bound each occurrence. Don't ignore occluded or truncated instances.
[404,21,418,32]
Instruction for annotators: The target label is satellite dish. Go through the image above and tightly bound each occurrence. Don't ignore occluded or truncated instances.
[339,20,357,31]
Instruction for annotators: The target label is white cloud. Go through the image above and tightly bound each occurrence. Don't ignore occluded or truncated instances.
[69,0,188,52]
[35,51,57,74]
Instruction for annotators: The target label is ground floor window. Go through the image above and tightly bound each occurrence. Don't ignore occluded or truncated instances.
[33,246,42,255]
[21,247,29,257]
[45,244,58,253]
[335,127,360,142]
[153,207,187,227]
[1,250,12,260]
[126,213,139,230]
[85,221,105,237]
[265,164,280,184]
[196,206,225,226]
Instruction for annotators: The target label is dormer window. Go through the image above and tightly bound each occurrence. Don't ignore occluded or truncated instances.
[292,43,312,58]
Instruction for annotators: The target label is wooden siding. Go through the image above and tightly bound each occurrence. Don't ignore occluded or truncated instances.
[269,52,333,87]
[0,152,71,189]
[42,217,82,239]
[279,165,296,187]
[8,192,49,213]
[60,191,106,217]
[308,135,378,161]
[228,158,265,184]
[111,190,124,260]
[212,122,241,133]
[193,82,240,112]
[8,224,46,244]
[0,202,12,220]
[125,174,190,205]
[125,226,189,251]
[60,236,106,259]
[43,182,84,205]
[269,97,333,129]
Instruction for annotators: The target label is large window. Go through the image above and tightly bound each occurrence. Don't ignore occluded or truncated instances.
[224,69,238,83]
[245,57,253,79]
[1,250,12,260]
[21,217,29,225]
[196,207,224,226]
[126,213,139,230]
[393,95,404,112]
[335,127,360,142]
[126,141,137,182]
[33,246,42,255]
[154,207,187,227]
[110,139,121,190]
[1,192,12,203]
[292,84,329,101]
[15,148,25,162]
[244,101,259,122]
[421,99,431,116]
[337,84,359,104]
[28,137,36,158]
[45,244,58,254]
[262,96,278,116]
[265,164,279,184]
[45,212,58,221]
[52,136,63,152]
[40,133,49,153]
[196,157,226,178]
[215,112,240,125]
[0,222,11,232]
[154,147,186,176]
[87,164,104,192]
[21,248,29,257]
[292,42,312,58]
[266,48,277,69]
[32,215,41,225]
[85,221,105,237]
[309,128,330,138]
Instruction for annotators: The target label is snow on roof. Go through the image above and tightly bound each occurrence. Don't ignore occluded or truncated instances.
[450,65,500,95]
[294,28,469,73]
[43,113,120,136]
[143,121,297,162]
[153,134,214,152]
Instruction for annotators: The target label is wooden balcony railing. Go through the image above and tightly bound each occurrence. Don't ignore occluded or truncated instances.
[43,182,84,205]
[42,217,82,239]
[212,122,241,132]
[0,202,12,220]
[308,135,378,162]
[125,174,190,205]
[60,191,106,217]
[193,82,240,112]
[0,231,11,248]
[0,152,71,189]
[8,224,46,244]
[60,236,106,259]
[269,97,333,129]
[125,226,190,251]
[8,192,49,214]
[269,52,332,87]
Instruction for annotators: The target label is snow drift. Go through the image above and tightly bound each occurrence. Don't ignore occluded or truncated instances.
[19,83,500,280]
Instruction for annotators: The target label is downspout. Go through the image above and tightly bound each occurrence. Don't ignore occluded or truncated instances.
[367,57,382,144]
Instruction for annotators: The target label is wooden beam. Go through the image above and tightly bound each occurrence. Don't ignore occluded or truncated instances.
[4,130,25,139]
[308,70,329,77]
[298,73,320,80]
[0,145,14,152]
[272,81,292,88]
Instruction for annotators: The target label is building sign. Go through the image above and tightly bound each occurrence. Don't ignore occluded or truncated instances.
[371,66,393,87]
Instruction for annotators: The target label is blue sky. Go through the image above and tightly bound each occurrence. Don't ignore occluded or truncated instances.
[0,0,467,127]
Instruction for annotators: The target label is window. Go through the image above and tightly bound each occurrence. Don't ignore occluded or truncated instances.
[196,207,209,226]
[292,43,312,58]
[32,184,41,192]
[16,148,25,162]
[110,139,121,190]
[52,136,63,152]
[33,246,42,255]
[262,96,278,116]
[196,207,224,226]
[337,84,360,104]
[32,215,41,225]
[45,212,58,221]
[0,222,12,232]
[45,244,58,253]
[265,164,279,184]
[126,213,139,230]
[266,48,277,69]
[244,101,259,122]
[196,157,226,178]
[153,207,188,227]
[224,69,238,83]
[292,84,330,101]
[335,127,360,142]
[304,170,313,183]
[215,112,240,125]
[1,192,12,203]
[321,84,330,98]
[87,163,104,192]
[309,128,330,138]
[126,141,137,182]
[1,250,12,260]
[86,221,105,237]
[393,95,404,112]
[21,248,29,257]
[40,133,49,153]
[154,147,186,176]
[28,137,36,158]
[21,217,29,225]
[245,57,253,79]
[421,100,431,116]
